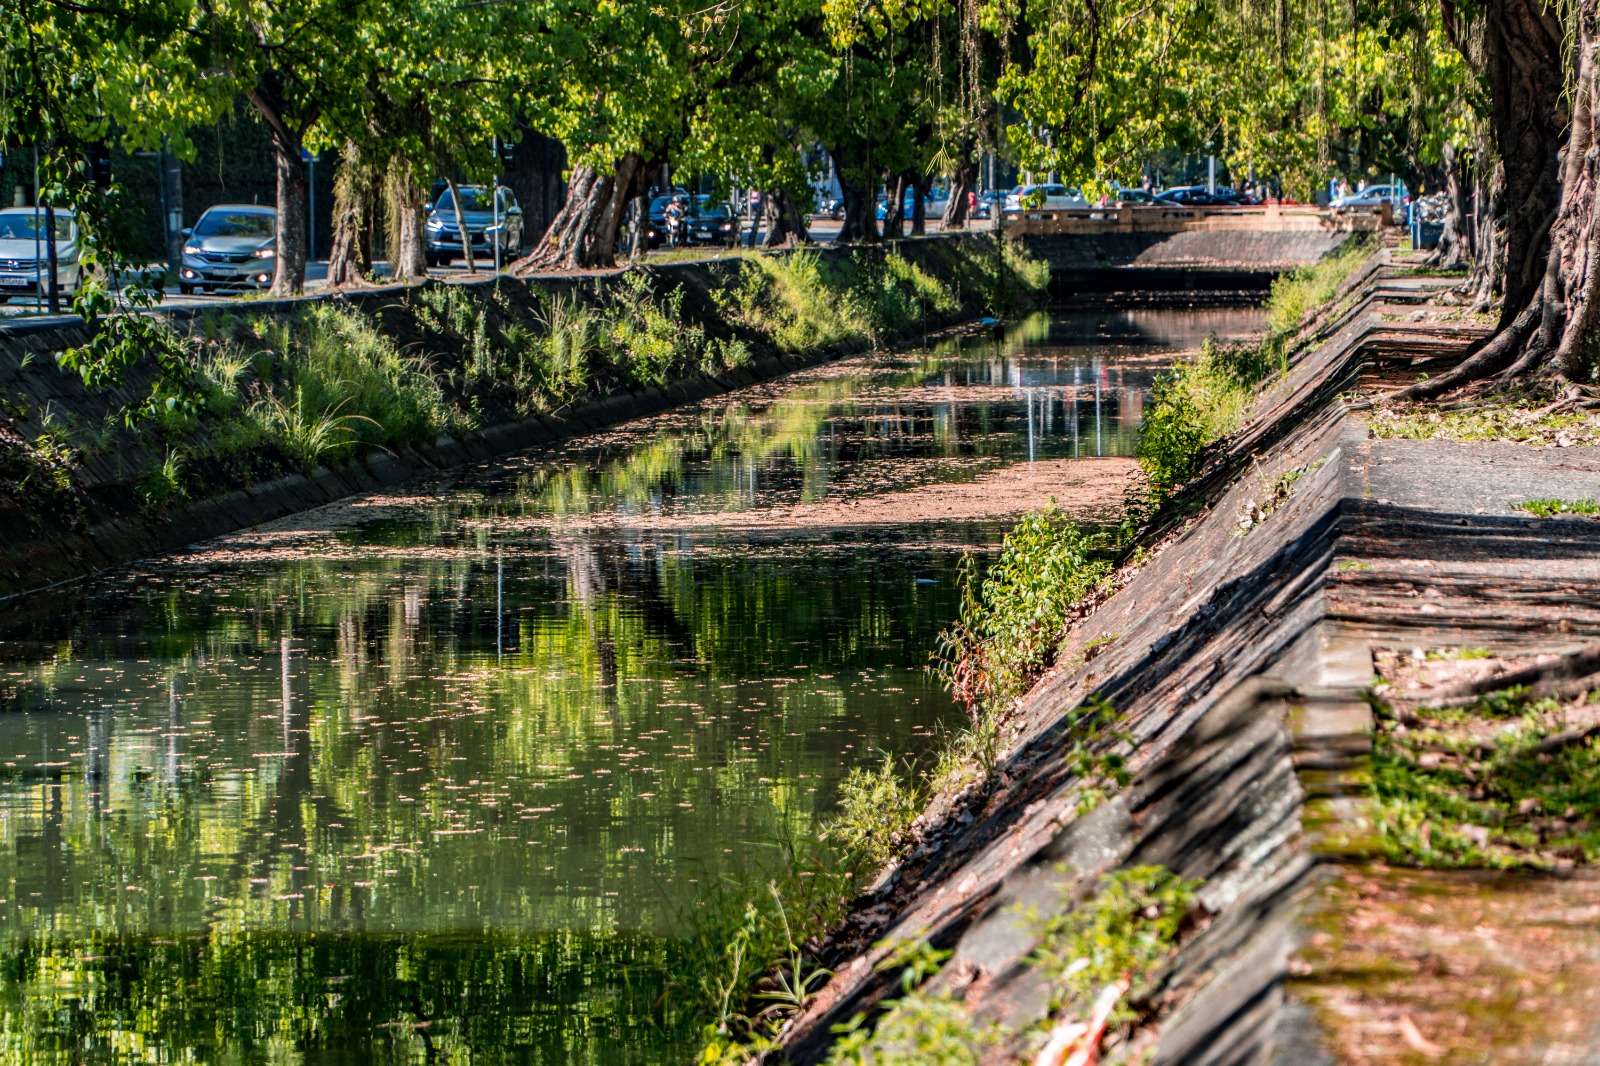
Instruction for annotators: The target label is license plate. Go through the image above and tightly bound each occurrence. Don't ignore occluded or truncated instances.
[210,266,239,276]
[0,274,30,286]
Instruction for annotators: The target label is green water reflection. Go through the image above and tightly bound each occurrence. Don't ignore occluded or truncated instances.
[0,307,1259,1063]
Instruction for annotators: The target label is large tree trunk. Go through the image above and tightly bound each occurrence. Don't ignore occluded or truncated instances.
[384,159,428,282]
[759,188,790,248]
[881,172,910,238]
[831,146,879,243]
[1374,0,1566,402]
[1481,0,1567,330]
[944,149,976,230]
[910,174,930,236]
[326,141,374,289]
[517,154,647,272]
[1550,24,1600,381]
[247,75,310,297]
[1433,142,1468,271]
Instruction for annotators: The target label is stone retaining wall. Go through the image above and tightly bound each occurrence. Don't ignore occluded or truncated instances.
[774,256,1525,1064]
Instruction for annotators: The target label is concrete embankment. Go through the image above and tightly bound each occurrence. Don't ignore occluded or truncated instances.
[0,236,1031,600]
[778,255,1599,1062]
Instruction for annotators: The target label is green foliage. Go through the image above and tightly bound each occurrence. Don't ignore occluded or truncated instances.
[1514,498,1600,517]
[820,866,1197,1065]
[1027,866,1199,1024]
[1372,691,1600,869]
[684,841,857,1063]
[139,446,189,507]
[1137,242,1369,505]
[1063,695,1135,813]
[933,506,1117,714]
[825,754,926,874]
[260,304,454,456]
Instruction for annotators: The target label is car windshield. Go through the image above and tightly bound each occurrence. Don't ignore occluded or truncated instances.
[693,200,731,219]
[436,187,489,213]
[0,210,73,242]
[194,210,274,238]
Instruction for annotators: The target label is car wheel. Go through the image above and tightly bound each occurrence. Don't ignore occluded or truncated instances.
[202,285,216,293]
[178,284,194,296]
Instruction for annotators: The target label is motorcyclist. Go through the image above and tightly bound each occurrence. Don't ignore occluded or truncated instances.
[663,197,686,248]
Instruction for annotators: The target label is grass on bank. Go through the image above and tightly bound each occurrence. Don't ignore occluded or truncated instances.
[811,866,1198,1066]
[1136,237,1372,505]
[22,237,1046,509]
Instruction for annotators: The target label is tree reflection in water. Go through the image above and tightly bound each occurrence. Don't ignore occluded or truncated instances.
[0,307,1261,1062]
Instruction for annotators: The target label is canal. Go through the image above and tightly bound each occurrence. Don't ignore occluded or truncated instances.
[0,307,1260,1063]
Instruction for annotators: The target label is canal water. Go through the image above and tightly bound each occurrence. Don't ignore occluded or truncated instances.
[0,307,1259,1063]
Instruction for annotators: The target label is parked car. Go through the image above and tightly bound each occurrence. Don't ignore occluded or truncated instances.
[1113,188,1161,205]
[1154,185,1244,207]
[0,207,81,304]
[1003,184,1090,212]
[815,196,844,220]
[973,190,1007,219]
[874,190,951,221]
[179,204,275,293]
[425,185,524,267]
[1330,183,1409,211]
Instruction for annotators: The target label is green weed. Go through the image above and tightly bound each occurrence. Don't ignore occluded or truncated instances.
[933,506,1117,715]
[1372,691,1600,869]
[1026,865,1199,1025]
[824,753,926,874]
[253,388,377,473]
[139,446,188,506]
[1514,498,1600,517]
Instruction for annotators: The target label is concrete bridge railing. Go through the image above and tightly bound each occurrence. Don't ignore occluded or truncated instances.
[1003,202,1386,236]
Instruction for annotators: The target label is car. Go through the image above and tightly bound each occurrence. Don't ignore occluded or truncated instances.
[815,196,844,220]
[425,185,524,267]
[683,199,740,246]
[179,204,276,294]
[1330,183,1409,210]
[1003,184,1090,212]
[1154,185,1244,207]
[875,190,952,221]
[1113,188,1161,205]
[0,207,81,304]
[972,190,1006,219]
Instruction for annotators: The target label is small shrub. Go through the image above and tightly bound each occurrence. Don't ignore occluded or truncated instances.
[1027,865,1199,1025]
[933,506,1116,714]
[139,446,188,506]
[824,754,924,873]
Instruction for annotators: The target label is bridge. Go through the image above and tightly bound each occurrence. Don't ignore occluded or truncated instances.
[1006,203,1385,294]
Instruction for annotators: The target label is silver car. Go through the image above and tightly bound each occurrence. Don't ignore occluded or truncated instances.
[0,207,81,305]
[180,205,277,293]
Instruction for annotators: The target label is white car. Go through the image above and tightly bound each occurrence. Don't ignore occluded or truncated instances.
[1004,183,1090,212]
[180,204,277,293]
[1330,183,1409,211]
[0,207,81,304]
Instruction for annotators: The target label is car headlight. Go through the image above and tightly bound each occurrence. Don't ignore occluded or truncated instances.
[721,223,733,230]
[259,248,275,259]
[183,245,201,255]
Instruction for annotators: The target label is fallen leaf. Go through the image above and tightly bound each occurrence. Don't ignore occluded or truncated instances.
[1399,1014,1443,1057]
